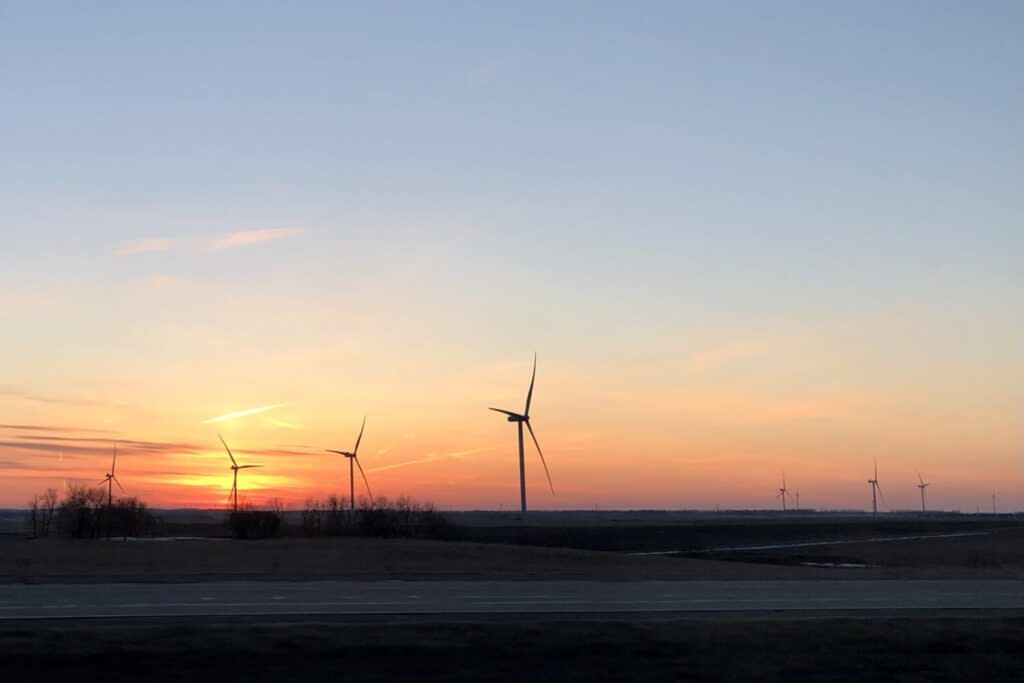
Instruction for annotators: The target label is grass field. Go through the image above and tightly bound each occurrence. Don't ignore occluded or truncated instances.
[2,525,1022,582]
[1,614,1021,682]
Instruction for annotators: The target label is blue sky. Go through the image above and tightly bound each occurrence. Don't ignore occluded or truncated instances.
[0,2,1021,509]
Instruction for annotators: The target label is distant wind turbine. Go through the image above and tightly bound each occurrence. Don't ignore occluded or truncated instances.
[96,444,125,511]
[218,434,263,512]
[916,469,929,513]
[490,353,553,518]
[867,460,884,515]
[992,491,997,514]
[776,472,794,512]
[326,416,372,511]
[794,489,801,511]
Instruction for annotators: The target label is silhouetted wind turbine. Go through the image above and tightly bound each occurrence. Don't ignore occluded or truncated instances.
[776,472,794,511]
[326,416,371,512]
[916,469,929,513]
[992,491,997,514]
[218,434,263,512]
[490,353,553,518]
[96,440,125,512]
[867,460,884,515]
[794,489,801,511]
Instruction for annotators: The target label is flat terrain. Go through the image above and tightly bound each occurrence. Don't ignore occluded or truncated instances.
[3,533,1022,583]
[1,614,1021,682]
[2,517,1021,681]
[2,579,1021,618]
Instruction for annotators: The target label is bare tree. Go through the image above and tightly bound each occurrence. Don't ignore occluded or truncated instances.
[26,495,41,538]
[41,489,58,537]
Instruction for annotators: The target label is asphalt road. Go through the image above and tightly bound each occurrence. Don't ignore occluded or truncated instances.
[1,580,1021,619]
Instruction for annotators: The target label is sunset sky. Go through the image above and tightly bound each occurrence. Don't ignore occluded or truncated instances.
[1,3,1021,511]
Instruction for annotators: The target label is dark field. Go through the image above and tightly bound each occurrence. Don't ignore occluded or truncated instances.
[1,614,1021,682]
[2,516,1022,582]
[2,514,1021,682]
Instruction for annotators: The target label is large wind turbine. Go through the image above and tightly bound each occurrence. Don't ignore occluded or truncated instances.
[490,353,553,517]
[776,472,794,512]
[218,434,264,512]
[326,416,371,511]
[916,469,929,513]
[867,460,884,515]
[97,440,126,513]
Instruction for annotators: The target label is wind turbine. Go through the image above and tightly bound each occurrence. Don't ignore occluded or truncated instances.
[992,491,997,514]
[867,460,884,515]
[489,353,553,518]
[794,489,801,511]
[326,416,371,512]
[218,434,264,512]
[776,472,794,511]
[96,444,125,511]
[916,469,929,513]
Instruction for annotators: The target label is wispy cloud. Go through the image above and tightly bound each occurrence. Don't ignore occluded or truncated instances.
[209,227,304,250]
[114,238,176,256]
[0,385,110,407]
[0,424,115,434]
[366,447,491,474]
[114,228,305,257]
[146,275,179,290]
[203,403,288,425]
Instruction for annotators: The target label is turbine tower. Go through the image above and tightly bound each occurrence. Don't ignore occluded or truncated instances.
[489,353,553,518]
[218,434,264,512]
[867,460,884,515]
[96,440,125,509]
[992,491,997,514]
[916,469,929,513]
[776,472,794,511]
[795,489,801,511]
[326,416,372,511]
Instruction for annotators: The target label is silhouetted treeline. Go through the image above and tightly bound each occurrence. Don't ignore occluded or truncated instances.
[227,499,286,539]
[26,485,157,539]
[300,495,453,539]
[26,489,58,538]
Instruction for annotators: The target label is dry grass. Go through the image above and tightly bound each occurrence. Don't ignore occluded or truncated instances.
[3,531,1022,583]
[0,536,815,582]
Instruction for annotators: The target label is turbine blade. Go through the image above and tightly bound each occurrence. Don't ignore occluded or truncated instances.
[218,434,237,467]
[228,479,237,506]
[237,464,264,469]
[876,482,885,506]
[525,421,554,495]
[915,468,924,486]
[354,456,372,500]
[524,352,537,417]
[489,408,519,417]
[113,476,127,496]
[96,478,108,488]
[353,416,366,456]
[326,449,348,455]
[112,440,118,476]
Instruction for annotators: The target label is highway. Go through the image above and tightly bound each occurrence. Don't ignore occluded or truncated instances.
[1,580,1021,618]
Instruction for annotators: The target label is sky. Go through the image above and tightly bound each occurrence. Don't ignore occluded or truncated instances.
[1,2,1021,512]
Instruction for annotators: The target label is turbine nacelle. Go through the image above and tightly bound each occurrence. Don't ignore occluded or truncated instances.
[326,450,357,458]
[489,408,527,423]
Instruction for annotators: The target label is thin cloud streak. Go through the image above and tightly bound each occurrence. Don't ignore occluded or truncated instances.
[113,228,304,257]
[203,403,289,424]
[114,238,176,256]
[366,447,492,474]
[210,227,303,250]
[0,424,116,434]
